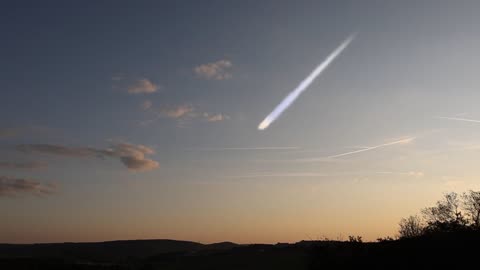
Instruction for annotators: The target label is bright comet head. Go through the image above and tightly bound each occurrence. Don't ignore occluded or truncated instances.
[258,117,273,130]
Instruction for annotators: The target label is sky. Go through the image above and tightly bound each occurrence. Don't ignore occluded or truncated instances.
[2,0,480,244]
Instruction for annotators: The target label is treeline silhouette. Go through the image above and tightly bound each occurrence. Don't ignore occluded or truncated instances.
[398,190,480,238]
[2,190,480,269]
[309,190,480,269]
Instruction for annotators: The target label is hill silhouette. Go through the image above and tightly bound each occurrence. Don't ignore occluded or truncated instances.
[2,233,480,269]
[0,239,239,262]
[2,190,480,269]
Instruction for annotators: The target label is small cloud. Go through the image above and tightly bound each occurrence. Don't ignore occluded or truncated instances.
[0,176,56,197]
[111,75,123,81]
[203,113,230,122]
[162,104,195,119]
[127,78,158,94]
[141,100,153,110]
[108,143,159,171]
[0,161,47,170]
[17,142,159,172]
[194,60,232,80]
[120,156,159,171]
[142,104,229,126]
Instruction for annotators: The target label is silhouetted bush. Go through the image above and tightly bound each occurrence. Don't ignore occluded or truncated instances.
[347,236,362,243]
[376,236,394,242]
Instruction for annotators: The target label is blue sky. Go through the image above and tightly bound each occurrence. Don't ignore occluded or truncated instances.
[2,1,480,243]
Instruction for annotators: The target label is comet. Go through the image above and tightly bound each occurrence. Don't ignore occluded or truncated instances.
[258,34,356,130]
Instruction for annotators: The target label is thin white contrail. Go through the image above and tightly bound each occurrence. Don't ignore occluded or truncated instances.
[258,34,356,130]
[226,170,423,179]
[437,116,480,124]
[186,146,299,151]
[327,137,415,159]
[227,173,331,179]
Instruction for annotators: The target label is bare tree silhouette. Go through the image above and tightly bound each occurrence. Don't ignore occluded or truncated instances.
[421,192,467,232]
[462,190,480,228]
[398,215,423,239]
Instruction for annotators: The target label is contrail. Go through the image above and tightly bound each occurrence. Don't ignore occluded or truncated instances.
[327,137,415,159]
[226,170,423,179]
[437,116,480,124]
[258,34,356,130]
[186,146,299,151]
[227,173,331,179]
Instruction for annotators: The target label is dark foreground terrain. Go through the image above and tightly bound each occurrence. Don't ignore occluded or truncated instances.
[1,231,479,270]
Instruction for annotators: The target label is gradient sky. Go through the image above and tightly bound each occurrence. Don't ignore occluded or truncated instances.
[2,0,480,244]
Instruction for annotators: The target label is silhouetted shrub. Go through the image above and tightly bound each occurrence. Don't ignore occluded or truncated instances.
[347,236,362,243]
[376,236,394,242]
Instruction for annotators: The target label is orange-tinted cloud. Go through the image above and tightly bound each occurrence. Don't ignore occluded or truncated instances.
[0,176,56,197]
[17,142,159,172]
[127,78,158,94]
[203,113,230,122]
[194,60,232,80]
[162,104,195,119]
[105,143,159,171]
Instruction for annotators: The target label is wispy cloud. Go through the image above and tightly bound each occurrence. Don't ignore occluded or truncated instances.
[0,176,56,197]
[202,113,230,122]
[227,171,424,179]
[142,104,229,126]
[194,60,232,80]
[17,142,159,172]
[162,104,195,119]
[0,161,47,170]
[437,116,480,124]
[127,78,158,94]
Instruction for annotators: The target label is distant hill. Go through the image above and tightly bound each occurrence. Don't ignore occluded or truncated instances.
[3,232,480,269]
[0,239,239,262]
